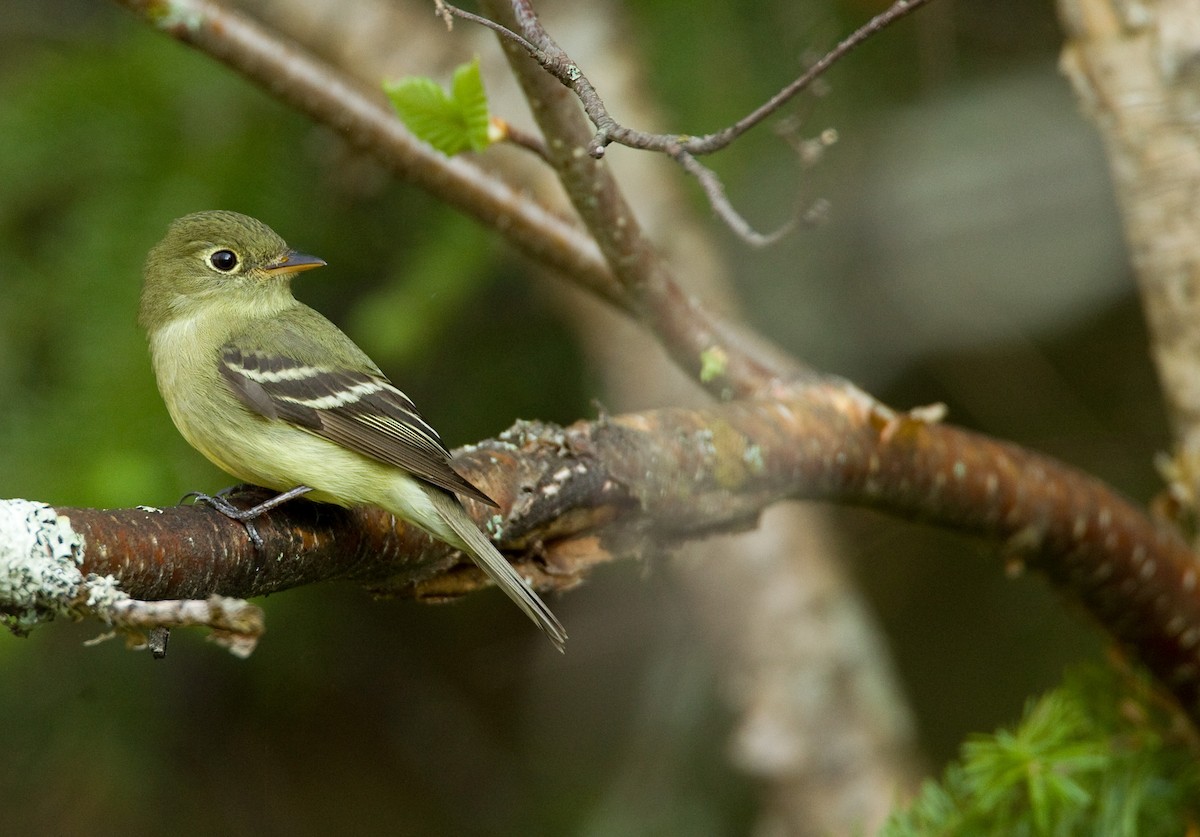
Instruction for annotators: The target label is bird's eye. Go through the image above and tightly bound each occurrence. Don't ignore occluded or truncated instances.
[209,249,239,272]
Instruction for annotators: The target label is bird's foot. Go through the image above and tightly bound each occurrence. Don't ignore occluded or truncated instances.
[185,485,314,548]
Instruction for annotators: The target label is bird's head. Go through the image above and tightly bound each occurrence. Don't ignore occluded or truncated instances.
[139,210,325,332]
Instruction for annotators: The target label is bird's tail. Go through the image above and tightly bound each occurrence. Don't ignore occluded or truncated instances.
[428,490,567,652]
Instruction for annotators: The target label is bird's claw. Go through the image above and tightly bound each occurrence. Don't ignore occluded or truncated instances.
[188,491,266,548]
[182,484,314,549]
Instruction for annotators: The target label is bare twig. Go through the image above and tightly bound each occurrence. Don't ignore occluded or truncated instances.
[647,0,935,157]
[489,115,550,162]
[435,0,539,54]
[673,149,796,247]
[512,0,933,157]
[439,0,934,243]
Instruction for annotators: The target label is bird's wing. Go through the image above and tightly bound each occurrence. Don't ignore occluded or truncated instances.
[219,344,498,507]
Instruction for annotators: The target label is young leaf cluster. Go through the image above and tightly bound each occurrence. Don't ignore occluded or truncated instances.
[384,58,491,156]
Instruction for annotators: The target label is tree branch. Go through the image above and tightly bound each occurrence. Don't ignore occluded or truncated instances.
[480,0,817,397]
[1059,0,1200,526]
[7,397,1200,719]
[96,0,1200,728]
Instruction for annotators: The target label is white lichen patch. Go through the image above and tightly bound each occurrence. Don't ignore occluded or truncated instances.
[153,0,205,33]
[694,428,717,458]
[0,500,86,632]
[83,573,130,612]
[1,502,261,656]
[742,443,765,475]
[485,513,506,540]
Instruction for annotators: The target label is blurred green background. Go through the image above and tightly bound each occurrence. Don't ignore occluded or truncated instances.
[0,0,1164,833]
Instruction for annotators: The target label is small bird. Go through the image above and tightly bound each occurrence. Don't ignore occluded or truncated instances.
[139,210,566,650]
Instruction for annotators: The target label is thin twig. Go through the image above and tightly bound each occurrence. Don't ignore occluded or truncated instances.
[435,0,540,54]
[490,116,551,163]
[672,149,796,247]
[439,0,933,244]
[655,0,936,157]
[502,0,935,157]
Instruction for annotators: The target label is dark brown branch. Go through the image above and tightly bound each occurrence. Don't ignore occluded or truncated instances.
[40,398,1200,721]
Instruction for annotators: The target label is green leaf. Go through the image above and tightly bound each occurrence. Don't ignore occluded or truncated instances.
[451,60,490,151]
[699,345,728,383]
[383,58,490,156]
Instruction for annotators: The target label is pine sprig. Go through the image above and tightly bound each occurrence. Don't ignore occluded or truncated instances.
[882,665,1200,836]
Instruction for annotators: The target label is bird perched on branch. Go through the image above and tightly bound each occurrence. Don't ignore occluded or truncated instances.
[139,210,566,650]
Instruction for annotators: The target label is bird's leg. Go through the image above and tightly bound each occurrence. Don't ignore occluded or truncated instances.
[185,485,314,548]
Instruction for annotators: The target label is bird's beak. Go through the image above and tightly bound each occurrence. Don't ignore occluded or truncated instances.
[262,250,327,275]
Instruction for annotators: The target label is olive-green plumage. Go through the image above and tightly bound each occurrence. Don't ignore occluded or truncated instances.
[140,210,565,650]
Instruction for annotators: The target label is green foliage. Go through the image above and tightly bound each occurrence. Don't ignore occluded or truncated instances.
[383,59,491,156]
[698,345,728,383]
[882,665,1200,835]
